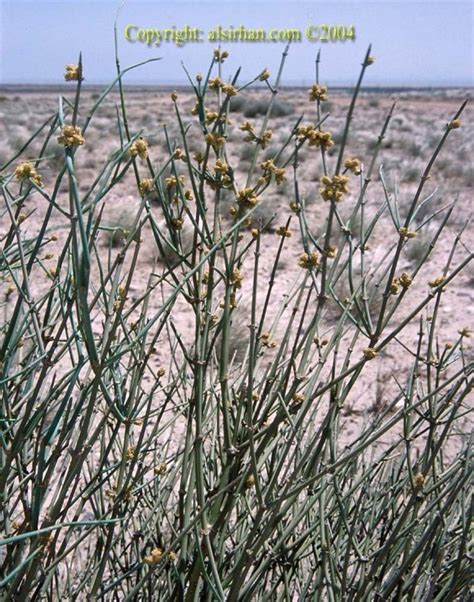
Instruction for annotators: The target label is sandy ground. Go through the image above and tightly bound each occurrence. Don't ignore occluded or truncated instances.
[0,86,473,458]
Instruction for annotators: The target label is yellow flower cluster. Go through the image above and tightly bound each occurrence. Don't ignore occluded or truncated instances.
[291,393,305,411]
[205,132,226,149]
[64,64,81,81]
[222,83,238,97]
[240,120,254,135]
[344,158,362,175]
[296,124,333,149]
[208,174,232,191]
[448,118,461,129]
[309,84,328,102]
[399,226,417,239]
[208,159,232,190]
[171,217,184,230]
[154,463,167,475]
[298,252,320,269]
[139,179,154,196]
[259,129,272,149]
[214,159,229,174]
[389,280,400,295]
[259,68,270,81]
[363,347,377,360]
[165,175,185,190]
[295,123,315,138]
[15,162,43,186]
[129,138,148,160]
[308,130,334,149]
[213,49,229,63]
[204,110,228,125]
[365,55,375,66]
[244,474,256,489]
[399,272,413,289]
[276,226,292,238]
[143,548,163,566]
[57,125,85,147]
[390,273,413,295]
[230,268,243,289]
[239,121,272,148]
[260,332,277,348]
[428,275,446,288]
[126,446,136,460]
[205,109,217,123]
[208,76,224,90]
[236,187,258,210]
[173,148,186,161]
[413,473,425,490]
[319,175,349,202]
[193,152,204,165]
[260,158,286,185]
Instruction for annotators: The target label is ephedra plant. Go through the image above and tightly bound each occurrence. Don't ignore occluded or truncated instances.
[0,29,472,601]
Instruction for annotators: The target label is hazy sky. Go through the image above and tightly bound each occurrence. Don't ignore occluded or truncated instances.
[0,0,472,87]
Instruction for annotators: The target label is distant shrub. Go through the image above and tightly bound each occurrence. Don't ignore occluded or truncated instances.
[239,144,254,162]
[243,98,294,117]
[404,164,420,182]
[228,96,247,112]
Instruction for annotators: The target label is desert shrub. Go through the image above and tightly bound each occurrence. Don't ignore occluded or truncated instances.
[332,125,348,145]
[239,143,254,162]
[82,156,97,170]
[402,223,437,265]
[228,95,247,112]
[404,163,421,182]
[405,140,424,157]
[321,100,334,112]
[244,198,277,231]
[463,164,473,186]
[269,99,295,117]
[102,205,139,247]
[243,98,294,118]
[0,145,11,167]
[0,43,471,602]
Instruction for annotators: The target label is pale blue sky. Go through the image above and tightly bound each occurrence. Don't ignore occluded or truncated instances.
[0,0,472,86]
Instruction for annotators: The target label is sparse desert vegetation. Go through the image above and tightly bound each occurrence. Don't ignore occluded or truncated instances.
[0,44,472,600]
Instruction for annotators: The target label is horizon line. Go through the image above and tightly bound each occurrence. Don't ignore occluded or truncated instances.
[1,82,472,90]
